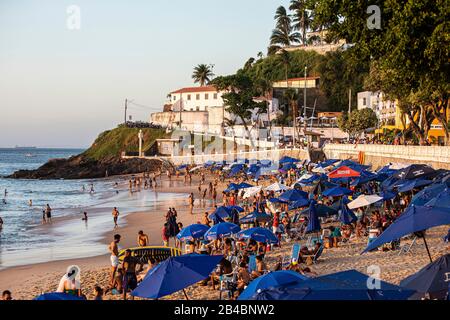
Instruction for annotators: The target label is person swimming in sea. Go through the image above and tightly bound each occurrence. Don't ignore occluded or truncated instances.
[82,212,88,221]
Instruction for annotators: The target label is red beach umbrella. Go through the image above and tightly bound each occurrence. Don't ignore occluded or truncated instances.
[328,166,361,179]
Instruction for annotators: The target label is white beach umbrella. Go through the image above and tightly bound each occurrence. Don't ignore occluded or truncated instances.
[312,166,328,174]
[189,165,203,173]
[243,186,263,199]
[265,182,289,192]
[348,194,383,210]
[388,163,410,170]
[297,173,314,182]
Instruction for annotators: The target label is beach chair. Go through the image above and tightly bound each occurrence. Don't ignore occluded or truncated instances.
[303,244,324,265]
[398,236,418,256]
[219,268,238,300]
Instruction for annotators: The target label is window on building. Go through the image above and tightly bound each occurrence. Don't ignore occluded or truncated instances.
[363,98,367,106]
[173,96,176,101]
[196,106,200,111]
[214,93,218,99]
[187,94,191,100]
[205,94,209,100]
[196,94,200,100]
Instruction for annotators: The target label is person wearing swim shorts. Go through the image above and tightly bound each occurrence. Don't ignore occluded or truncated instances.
[122,249,137,300]
[109,234,121,287]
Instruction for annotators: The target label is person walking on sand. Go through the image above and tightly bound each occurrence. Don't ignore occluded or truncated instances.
[109,234,121,287]
[45,204,52,223]
[112,207,120,228]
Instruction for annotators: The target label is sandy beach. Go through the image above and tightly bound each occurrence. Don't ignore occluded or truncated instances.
[0,171,448,300]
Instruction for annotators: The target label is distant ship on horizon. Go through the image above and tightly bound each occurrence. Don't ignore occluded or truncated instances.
[15,145,37,149]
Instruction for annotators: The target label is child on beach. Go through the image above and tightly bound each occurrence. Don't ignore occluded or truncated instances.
[93,286,103,300]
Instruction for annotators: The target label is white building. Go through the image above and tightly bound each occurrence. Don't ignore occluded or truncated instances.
[169,86,224,112]
[357,91,397,126]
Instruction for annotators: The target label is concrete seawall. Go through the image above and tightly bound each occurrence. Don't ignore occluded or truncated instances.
[323,144,450,170]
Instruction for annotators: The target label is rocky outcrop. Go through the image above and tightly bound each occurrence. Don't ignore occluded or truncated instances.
[8,155,169,180]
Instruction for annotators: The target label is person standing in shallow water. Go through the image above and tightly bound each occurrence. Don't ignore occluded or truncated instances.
[45,204,52,223]
[112,207,120,228]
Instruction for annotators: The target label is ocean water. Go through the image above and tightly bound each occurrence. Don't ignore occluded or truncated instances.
[0,148,185,269]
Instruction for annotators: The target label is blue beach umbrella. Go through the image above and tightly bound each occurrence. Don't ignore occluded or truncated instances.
[279,189,309,202]
[306,200,321,233]
[34,293,86,300]
[238,271,308,300]
[338,200,357,225]
[204,222,241,240]
[423,189,450,208]
[240,211,272,224]
[380,191,397,201]
[300,204,338,218]
[131,254,224,299]
[279,156,300,164]
[411,183,448,206]
[268,198,288,204]
[247,270,415,301]
[281,163,297,171]
[288,198,311,211]
[397,179,433,193]
[226,205,244,213]
[260,160,272,167]
[209,206,233,220]
[362,205,450,262]
[237,183,254,190]
[400,254,450,300]
[323,186,353,197]
[176,224,210,241]
[237,227,279,244]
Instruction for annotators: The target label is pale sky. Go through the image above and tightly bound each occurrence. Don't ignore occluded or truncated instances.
[0,0,291,148]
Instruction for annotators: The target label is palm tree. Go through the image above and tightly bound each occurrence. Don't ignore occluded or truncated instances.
[289,0,313,46]
[192,64,215,86]
[278,50,291,87]
[269,6,300,54]
[284,88,300,147]
[255,77,274,138]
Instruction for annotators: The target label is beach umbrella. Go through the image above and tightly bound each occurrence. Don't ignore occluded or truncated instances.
[288,198,311,211]
[260,160,272,167]
[397,179,433,193]
[226,205,244,213]
[347,194,383,210]
[380,191,397,201]
[240,211,272,224]
[176,224,210,241]
[238,271,308,300]
[362,205,450,262]
[268,198,288,204]
[328,166,361,179]
[224,183,240,192]
[338,201,357,225]
[388,163,410,170]
[209,206,233,220]
[237,227,279,244]
[279,156,300,164]
[265,182,289,192]
[300,204,338,218]
[131,254,224,299]
[34,293,86,300]
[306,200,321,233]
[279,189,309,202]
[204,222,241,240]
[317,159,339,168]
[393,164,436,180]
[312,166,328,174]
[242,186,262,199]
[323,186,353,197]
[423,189,450,209]
[400,254,450,300]
[411,183,448,206]
[247,270,415,301]
[237,182,254,190]
[189,165,203,173]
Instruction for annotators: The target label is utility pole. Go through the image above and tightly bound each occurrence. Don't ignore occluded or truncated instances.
[179,93,183,130]
[124,99,128,126]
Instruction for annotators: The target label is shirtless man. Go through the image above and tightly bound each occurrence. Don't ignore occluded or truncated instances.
[109,234,121,287]
[137,230,149,247]
[112,207,120,228]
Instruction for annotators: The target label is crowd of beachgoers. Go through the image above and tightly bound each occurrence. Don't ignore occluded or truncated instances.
[1,156,449,301]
